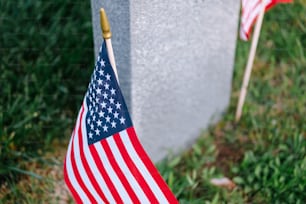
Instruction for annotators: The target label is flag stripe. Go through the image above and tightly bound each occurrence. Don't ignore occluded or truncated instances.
[241,0,262,40]
[101,140,141,203]
[93,142,133,203]
[63,138,83,204]
[126,128,179,204]
[242,1,262,38]
[81,144,114,204]
[240,0,292,40]
[81,104,117,203]
[113,132,160,203]
[65,112,91,203]
[120,130,168,202]
[106,136,150,203]
[71,108,99,203]
[78,107,108,203]
[89,144,123,203]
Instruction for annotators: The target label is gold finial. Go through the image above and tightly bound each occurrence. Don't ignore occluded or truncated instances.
[100,8,112,39]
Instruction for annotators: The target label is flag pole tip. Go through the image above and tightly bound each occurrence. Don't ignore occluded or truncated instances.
[100,8,112,39]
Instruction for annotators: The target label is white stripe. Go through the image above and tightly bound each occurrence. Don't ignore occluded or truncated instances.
[82,102,115,203]
[241,0,260,27]
[82,124,115,203]
[65,111,91,203]
[244,0,269,33]
[240,0,259,39]
[93,142,133,203]
[81,104,116,203]
[240,28,248,41]
[120,130,169,203]
[106,136,150,203]
[72,108,105,203]
[243,0,259,19]
[244,3,261,29]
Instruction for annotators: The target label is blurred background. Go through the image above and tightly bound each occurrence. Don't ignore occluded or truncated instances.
[0,0,305,203]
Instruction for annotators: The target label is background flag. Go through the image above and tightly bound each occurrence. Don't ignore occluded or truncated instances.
[240,0,292,40]
[63,41,178,204]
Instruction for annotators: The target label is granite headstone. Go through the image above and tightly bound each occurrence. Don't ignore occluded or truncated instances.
[90,0,240,162]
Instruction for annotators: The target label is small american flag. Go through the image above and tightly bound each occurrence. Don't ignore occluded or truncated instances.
[64,41,178,203]
[240,0,292,40]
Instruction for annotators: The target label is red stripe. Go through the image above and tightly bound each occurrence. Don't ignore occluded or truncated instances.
[63,150,83,204]
[241,0,258,40]
[240,1,262,40]
[101,140,141,204]
[70,108,96,203]
[64,160,82,204]
[78,106,108,203]
[243,1,261,24]
[113,133,159,203]
[89,144,123,203]
[126,127,179,204]
[268,0,293,10]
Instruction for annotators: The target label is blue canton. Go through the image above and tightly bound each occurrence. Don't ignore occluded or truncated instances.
[85,42,132,145]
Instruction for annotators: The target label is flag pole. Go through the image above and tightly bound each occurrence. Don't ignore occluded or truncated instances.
[235,1,266,122]
[100,8,119,83]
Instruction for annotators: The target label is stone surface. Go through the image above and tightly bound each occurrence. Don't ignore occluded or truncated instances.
[91,0,240,162]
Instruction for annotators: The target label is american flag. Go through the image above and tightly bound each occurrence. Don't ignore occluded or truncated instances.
[240,0,292,40]
[64,41,178,203]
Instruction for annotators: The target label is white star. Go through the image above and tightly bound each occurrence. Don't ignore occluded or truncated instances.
[114,111,119,119]
[104,83,110,90]
[87,118,91,124]
[111,121,116,128]
[97,120,102,127]
[105,115,111,123]
[101,59,105,67]
[99,69,104,76]
[109,97,115,104]
[106,73,111,80]
[92,115,96,121]
[101,101,107,109]
[103,92,108,99]
[103,125,108,132]
[96,88,102,94]
[95,97,99,103]
[99,110,105,117]
[115,102,121,109]
[95,129,100,135]
[107,106,113,113]
[90,123,94,130]
[89,132,93,139]
[110,88,116,95]
[119,117,126,124]
[97,79,103,85]
[90,110,94,116]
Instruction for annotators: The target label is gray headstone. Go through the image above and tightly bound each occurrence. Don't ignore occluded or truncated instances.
[91,0,240,162]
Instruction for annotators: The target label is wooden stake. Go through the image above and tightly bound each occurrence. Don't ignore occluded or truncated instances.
[100,8,119,83]
[235,1,266,122]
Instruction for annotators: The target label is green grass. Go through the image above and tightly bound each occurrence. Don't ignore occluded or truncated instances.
[0,0,305,203]
[157,1,306,203]
[0,0,93,182]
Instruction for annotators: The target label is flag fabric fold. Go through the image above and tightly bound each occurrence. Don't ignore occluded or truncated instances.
[64,41,178,204]
[240,0,292,41]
